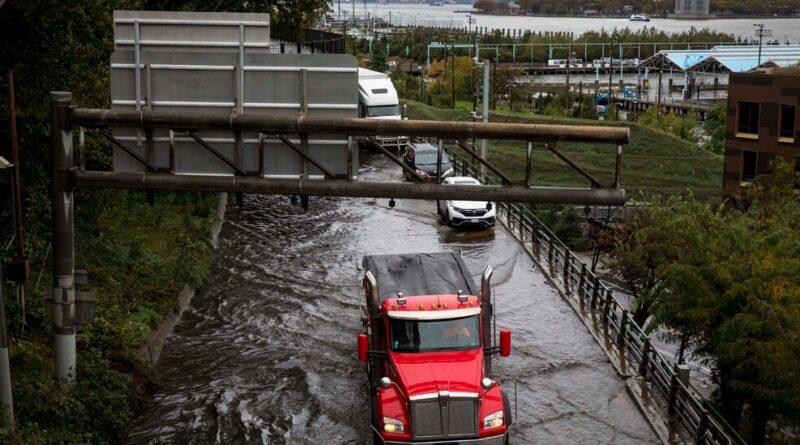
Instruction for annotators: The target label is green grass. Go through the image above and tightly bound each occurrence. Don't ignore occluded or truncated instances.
[403,100,723,200]
[1,191,217,444]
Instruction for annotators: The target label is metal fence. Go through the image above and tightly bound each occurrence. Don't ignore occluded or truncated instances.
[268,31,346,54]
[449,151,745,445]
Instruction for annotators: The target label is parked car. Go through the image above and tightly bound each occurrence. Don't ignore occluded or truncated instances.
[401,142,454,182]
[437,176,496,228]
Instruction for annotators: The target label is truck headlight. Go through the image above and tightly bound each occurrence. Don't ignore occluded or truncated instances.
[452,207,465,214]
[443,167,454,177]
[383,416,405,433]
[483,410,504,429]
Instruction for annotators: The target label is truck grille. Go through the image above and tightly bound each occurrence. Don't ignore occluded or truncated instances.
[411,397,478,440]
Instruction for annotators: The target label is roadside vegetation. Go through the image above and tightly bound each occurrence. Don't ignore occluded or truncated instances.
[404,86,798,445]
[355,27,738,69]
[607,162,800,445]
[403,99,722,199]
[0,0,329,442]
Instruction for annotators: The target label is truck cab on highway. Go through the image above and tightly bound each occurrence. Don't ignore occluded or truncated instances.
[358,253,512,445]
[358,67,409,149]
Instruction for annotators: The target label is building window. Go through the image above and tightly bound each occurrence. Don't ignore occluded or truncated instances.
[742,150,757,182]
[736,102,760,137]
[779,105,796,142]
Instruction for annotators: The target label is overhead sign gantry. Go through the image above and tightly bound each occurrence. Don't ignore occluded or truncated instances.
[45,10,629,385]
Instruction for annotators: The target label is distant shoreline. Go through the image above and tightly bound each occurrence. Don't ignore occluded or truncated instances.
[467,11,800,21]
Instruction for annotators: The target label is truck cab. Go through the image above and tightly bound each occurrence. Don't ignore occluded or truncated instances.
[358,67,409,149]
[358,253,512,445]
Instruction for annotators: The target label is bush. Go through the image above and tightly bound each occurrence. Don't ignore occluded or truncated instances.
[704,101,727,154]
[532,205,587,250]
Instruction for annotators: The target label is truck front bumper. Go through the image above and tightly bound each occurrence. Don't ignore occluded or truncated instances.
[381,433,507,445]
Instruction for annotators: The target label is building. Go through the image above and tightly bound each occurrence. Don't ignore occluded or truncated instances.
[723,71,799,203]
[674,0,710,17]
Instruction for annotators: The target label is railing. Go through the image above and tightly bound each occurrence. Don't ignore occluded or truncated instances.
[268,30,345,54]
[449,150,745,445]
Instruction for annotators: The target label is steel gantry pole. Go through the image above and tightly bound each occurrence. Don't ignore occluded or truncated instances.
[50,92,77,385]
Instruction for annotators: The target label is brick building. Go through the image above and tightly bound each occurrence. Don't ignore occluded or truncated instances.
[723,72,799,202]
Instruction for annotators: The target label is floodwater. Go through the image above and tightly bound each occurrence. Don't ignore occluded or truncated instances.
[334,3,800,42]
[128,152,658,444]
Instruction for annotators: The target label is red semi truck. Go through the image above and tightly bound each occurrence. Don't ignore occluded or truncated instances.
[358,252,512,445]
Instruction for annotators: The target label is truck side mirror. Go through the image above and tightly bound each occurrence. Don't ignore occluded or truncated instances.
[358,333,368,362]
[499,329,511,357]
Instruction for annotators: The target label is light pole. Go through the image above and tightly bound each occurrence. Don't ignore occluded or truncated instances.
[468,14,477,112]
[754,24,772,66]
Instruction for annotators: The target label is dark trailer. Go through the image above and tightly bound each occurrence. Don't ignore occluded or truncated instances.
[361,252,495,364]
[362,252,478,311]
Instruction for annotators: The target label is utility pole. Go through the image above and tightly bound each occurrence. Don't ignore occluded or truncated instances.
[754,24,772,66]
[608,39,617,115]
[50,92,77,385]
[451,42,455,108]
[0,199,14,432]
[565,45,572,115]
[7,70,27,327]
[469,14,477,112]
[481,61,490,177]
[657,57,663,118]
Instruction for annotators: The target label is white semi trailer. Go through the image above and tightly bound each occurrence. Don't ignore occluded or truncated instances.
[357,67,408,149]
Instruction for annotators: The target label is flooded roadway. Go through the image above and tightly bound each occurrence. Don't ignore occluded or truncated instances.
[128,152,658,444]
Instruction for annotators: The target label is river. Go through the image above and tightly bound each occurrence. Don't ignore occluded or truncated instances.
[128,151,658,444]
[332,3,800,42]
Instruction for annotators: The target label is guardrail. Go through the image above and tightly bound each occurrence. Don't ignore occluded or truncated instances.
[449,151,745,445]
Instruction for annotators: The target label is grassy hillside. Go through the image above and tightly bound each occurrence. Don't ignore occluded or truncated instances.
[403,100,723,200]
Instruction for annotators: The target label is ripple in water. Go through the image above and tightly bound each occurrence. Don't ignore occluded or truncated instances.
[128,152,658,444]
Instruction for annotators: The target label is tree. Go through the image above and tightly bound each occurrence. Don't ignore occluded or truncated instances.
[617,161,800,443]
[704,101,727,154]
[141,0,330,41]
[491,66,522,110]
[369,39,389,73]
[608,197,711,328]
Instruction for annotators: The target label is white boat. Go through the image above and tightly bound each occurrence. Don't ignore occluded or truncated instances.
[629,14,650,22]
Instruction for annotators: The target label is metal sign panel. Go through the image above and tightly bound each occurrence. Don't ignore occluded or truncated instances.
[113,10,270,52]
[109,11,358,179]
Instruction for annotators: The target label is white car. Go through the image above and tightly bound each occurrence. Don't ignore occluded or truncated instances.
[437,176,496,228]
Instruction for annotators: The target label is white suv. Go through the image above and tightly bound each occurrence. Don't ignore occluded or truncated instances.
[437,176,496,228]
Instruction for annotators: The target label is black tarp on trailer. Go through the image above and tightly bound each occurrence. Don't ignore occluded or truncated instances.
[363,252,478,306]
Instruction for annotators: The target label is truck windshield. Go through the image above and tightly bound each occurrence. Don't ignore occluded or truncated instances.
[366,104,400,117]
[389,315,481,353]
